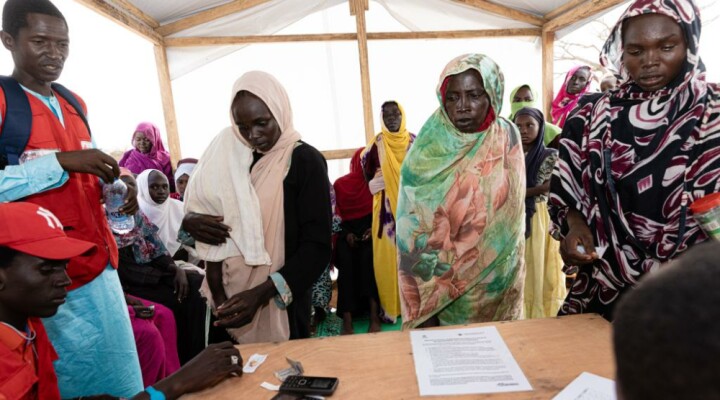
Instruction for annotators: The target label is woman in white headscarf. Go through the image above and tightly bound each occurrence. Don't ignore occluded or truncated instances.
[171,158,198,201]
[136,169,185,257]
[183,71,332,343]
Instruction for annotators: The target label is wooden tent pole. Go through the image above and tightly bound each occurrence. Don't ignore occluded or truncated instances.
[351,0,375,144]
[541,30,555,120]
[164,28,541,47]
[153,45,182,166]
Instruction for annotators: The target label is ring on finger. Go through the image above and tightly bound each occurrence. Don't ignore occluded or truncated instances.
[231,355,239,365]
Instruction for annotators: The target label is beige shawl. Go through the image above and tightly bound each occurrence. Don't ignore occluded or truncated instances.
[191,71,301,343]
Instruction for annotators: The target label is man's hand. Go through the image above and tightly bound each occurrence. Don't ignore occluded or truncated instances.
[152,342,242,399]
[120,178,139,215]
[56,149,119,184]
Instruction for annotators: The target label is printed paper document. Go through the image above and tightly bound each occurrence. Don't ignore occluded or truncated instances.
[410,326,532,396]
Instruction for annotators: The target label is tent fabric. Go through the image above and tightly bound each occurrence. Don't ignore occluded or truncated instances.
[122,0,583,79]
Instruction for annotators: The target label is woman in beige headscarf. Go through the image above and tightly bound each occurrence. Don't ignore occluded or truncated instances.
[183,71,332,343]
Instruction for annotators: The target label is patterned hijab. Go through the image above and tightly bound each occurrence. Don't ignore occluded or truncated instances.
[591,0,711,260]
[600,0,703,83]
[551,65,592,127]
[396,54,526,328]
[549,0,720,313]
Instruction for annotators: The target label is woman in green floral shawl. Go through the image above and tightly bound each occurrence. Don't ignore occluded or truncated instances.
[396,54,526,329]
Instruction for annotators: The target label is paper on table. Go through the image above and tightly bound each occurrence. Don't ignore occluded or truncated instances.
[410,326,532,396]
[553,372,616,400]
[243,353,268,373]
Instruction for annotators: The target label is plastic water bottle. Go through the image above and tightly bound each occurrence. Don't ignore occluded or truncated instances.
[103,178,135,234]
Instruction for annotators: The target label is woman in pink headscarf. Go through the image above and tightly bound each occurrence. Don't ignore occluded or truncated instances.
[550,66,592,127]
[120,122,175,191]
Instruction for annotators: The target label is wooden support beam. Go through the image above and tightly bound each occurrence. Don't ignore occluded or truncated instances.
[73,0,163,44]
[543,0,628,33]
[352,0,375,144]
[112,0,159,28]
[157,0,273,37]
[369,28,540,40]
[451,0,544,26]
[321,148,360,160]
[542,30,555,120]
[153,45,182,166]
[544,0,588,20]
[165,33,356,46]
[164,28,540,47]
[349,0,369,16]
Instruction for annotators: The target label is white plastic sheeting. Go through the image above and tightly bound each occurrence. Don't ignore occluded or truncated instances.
[122,0,576,79]
[374,0,534,31]
[164,0,345,79]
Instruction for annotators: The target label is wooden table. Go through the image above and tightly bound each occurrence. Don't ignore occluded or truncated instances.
[184,314,614,399]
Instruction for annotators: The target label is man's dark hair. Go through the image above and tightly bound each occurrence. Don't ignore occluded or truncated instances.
[613,241,720,400]
[0,246,17,267]
[2,0,66,38]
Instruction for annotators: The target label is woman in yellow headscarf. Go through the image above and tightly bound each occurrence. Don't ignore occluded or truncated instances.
[361,101,415,324]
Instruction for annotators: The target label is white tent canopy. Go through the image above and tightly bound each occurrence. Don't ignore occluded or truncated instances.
[75,0,628,163]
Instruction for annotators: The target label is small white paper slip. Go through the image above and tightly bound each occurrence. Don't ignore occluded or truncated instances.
[243,353,268,373]
[410,326,532,396]
[260,382,279,391]
[553,372,617,400]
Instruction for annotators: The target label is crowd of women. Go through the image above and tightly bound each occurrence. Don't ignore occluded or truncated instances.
[101,0,719,389]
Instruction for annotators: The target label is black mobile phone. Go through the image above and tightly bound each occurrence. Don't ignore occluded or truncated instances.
[279,375,339,396]
[270,393,318,400]
[134,305,155,319]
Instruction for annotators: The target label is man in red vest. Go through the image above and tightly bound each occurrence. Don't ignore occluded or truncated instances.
[0,0,144,397]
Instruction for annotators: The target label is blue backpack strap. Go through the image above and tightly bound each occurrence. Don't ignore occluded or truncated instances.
[51,82,91,136]
[0,76,33,169]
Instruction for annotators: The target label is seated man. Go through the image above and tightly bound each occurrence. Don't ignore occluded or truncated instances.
[0,202,243,400]
[613,241,720,400]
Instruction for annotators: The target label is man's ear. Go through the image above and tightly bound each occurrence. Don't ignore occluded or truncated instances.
[0,31,15,52]
[0,269,7,291]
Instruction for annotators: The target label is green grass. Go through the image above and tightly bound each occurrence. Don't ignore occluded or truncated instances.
[351,316,403,333]
[312,312,403,338]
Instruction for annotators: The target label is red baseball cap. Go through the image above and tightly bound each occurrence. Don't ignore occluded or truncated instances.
[0,202,96,260]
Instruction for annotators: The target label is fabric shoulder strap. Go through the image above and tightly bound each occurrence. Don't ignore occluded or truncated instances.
[0,78,91,169]
[0,76,33,168]
[51,82,91,136]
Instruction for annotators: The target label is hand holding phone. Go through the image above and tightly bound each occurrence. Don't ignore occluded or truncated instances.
[279,375,339,396]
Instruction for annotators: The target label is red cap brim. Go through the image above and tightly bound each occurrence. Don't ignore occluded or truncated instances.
[8,236,97,260]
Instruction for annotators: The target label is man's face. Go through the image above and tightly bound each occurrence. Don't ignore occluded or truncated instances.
[0,252,71,321]
[1,13,69,92]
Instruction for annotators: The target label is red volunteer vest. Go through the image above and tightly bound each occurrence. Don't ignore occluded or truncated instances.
[0,88,118,290]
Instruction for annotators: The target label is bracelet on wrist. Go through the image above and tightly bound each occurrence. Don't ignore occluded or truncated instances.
[145,386,166,400]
